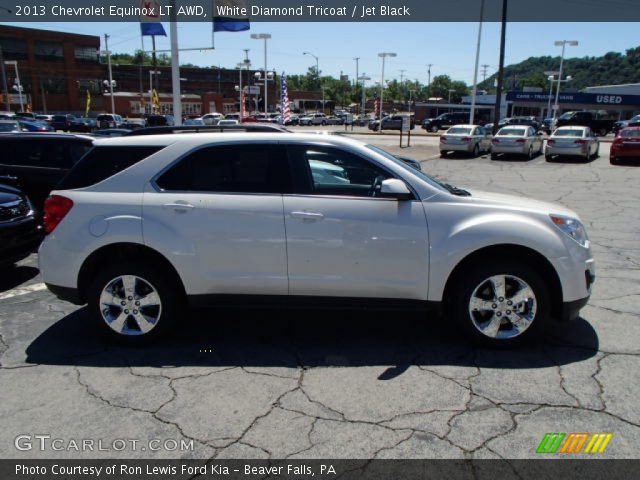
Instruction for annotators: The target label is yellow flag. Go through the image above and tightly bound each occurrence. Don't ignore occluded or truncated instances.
[152,89,160,111]
[85,90,91,117]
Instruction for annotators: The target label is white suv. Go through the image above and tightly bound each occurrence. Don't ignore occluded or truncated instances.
[39,133,594,346]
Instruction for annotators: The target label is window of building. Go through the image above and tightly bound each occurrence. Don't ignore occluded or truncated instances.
[0,37,27,59]
[41,75,67,94]
[74,46,98,63]
[35,41,64,59]
[77,79,101,94]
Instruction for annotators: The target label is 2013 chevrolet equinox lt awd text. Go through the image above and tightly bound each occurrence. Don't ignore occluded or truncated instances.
[38,133,595,347]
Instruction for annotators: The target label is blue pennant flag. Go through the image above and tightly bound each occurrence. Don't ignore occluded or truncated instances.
[140,1,167,36]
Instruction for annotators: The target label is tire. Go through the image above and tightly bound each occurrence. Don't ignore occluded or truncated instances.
[321,120,327,126]
[440,151,448,158]
[87,262,183,346]
[545,154,553,162]
[472,144,480,157]
[598,127,607,137]
[610,156,619,165]
[449,259,551,347]
[430,125,438,133]
[491,153,498,160]
[527,146,533,160]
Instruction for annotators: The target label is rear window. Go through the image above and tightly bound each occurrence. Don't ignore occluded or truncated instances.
[498,128,527,136]
[447,127,472,135]
[57,146,163,190]
[554,129,584,137]
[53,116,67,121]
[620,129,640,137]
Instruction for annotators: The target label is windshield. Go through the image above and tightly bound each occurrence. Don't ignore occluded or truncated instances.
[497,127,527,136]
[559,112,574,120]
[554,129,584,137]
[447,127,472,135]
[365,144,449,193]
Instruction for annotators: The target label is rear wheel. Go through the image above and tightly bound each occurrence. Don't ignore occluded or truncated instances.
[598,127,607,137]
[472,144,480,157]
[610,156,619,165]
[545,154,553,162]
[491,153,498,160]
[527,146,533,160]
[440,151,449,158]
[449,260,550,347]
[88,262,182,345]
[430,125,439,133]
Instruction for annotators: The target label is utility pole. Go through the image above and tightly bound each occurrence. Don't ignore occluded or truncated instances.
[399,69,406,103]
[169,0,182,125]
[469,0,485,125]
[0,46,9,111]
[492,0,508,134]
[481,64,490,82]
[426,64,433,98]
[104,34,115,114]
[353,57,359,88]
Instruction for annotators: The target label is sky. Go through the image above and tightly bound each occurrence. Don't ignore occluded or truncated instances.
[4,21,640,85]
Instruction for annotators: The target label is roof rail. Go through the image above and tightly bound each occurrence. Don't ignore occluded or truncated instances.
[125,124,290,136]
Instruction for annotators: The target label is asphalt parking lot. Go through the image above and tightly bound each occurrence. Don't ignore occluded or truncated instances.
[0,132,639,460]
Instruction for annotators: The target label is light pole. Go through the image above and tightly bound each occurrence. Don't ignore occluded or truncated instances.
[358,74,370,116]
[102,34,115,114]
[552,40,578,121]
[3,60,23,112]
[251,33,271,115]
[544,70,559,119]
[378,52,396,132]
[235,62,250,123]
[427,64,433,98]
[303,51,320,111]
[469,0,486,124]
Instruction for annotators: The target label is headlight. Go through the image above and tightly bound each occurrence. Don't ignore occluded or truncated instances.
[550,214,589,247]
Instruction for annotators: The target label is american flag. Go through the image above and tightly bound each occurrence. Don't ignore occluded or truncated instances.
[281,72,291,125]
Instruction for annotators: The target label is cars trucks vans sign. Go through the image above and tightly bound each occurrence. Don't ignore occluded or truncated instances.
[507,91,640,106]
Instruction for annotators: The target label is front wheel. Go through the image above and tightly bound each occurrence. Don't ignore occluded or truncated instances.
[449,260,550,347]
[430,125,438,133]
[88,262,182,345]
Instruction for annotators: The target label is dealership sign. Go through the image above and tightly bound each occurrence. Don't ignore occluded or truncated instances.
[507,91,640,106]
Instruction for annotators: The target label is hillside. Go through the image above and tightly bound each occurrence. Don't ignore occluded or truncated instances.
[478,47,640,92]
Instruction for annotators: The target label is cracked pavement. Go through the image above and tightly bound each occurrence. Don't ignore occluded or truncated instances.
[0,136,639,460]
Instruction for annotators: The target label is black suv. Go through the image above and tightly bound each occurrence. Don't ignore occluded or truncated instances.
[0,134,93,214]
[422,112,470,132]
[0,183,42,267]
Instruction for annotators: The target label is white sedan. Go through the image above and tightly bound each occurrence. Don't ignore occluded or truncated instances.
[491,126,545,160]
[545,126,600,162]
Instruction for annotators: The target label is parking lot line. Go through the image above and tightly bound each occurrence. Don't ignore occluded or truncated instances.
[0,283,47,301]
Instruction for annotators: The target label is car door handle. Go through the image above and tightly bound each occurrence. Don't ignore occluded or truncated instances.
[163,202,195,212]
[290,211,324,221]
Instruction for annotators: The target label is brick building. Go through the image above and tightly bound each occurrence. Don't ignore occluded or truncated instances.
[0,25,279,116]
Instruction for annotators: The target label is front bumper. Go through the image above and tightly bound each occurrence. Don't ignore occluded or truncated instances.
[0,217,43,266]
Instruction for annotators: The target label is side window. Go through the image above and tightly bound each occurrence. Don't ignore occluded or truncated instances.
[297,147,391,198]
[8,141,48,168]
[156,144,291,194]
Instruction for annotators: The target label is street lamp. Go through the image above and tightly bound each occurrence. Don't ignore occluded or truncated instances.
[3,60,23,112]
[378,52,396,132]
[544,71,559,120]
[448,89,455,103]
[303,51,319,79]
[552,40,578,121]
[251,33,271,115]
[358,74,370,116]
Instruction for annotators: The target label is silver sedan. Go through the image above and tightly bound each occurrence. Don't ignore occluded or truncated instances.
[545,126,600,161]
[440,125,493,157]
[491,126,544,160]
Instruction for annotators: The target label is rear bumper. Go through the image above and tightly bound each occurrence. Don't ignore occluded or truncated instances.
[0,218,43,266]
[440,143,473,153]
[491,145,528,155]
[546,146,586,156]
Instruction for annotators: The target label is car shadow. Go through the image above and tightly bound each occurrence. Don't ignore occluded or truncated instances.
[24,306,599,375]
[0,265,39,293]
[611,158,640,166]
[490,153,542,162]
[545,154,597,164]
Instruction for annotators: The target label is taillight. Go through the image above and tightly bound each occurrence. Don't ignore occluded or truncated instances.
[461,137,471,142]
[515,138,526,144]
[492,138,500,144]
[548,139,555,145]
[440,136,447,143]
[574,139,587,145]
[43,195,74,234]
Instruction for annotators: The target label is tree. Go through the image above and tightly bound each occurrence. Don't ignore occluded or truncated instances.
[429,75,469,102]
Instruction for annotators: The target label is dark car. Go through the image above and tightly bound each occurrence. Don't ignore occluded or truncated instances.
[146,114,175,127]
[422,112,469,132]
[69,117,97,133]
[50,114,76,132]
[18,120,55,132]
[556,110,615,136]
[504,116,540,131]
[91,128,132,137]
[540,118,556,134]
[0,133,93,214]
[0,183,43,268]
[626,114,640,128]
[369,115,415,132]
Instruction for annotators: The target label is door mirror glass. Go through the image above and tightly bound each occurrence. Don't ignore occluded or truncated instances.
[380,179,412,200]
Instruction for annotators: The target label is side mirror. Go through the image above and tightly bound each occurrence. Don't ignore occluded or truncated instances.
[380,178,412,200]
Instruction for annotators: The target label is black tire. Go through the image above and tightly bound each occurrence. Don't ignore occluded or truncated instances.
[610,156,619,165]
[440,151,449,158]
[430,125,438,133]
[472,144,480,157]
[87,262,183,346]
[321,120,327,126]
[598,128,607,137]
[545,154,553,162]
[527,146,533,160]
[491,153,498,160]
[449,259,551,348]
